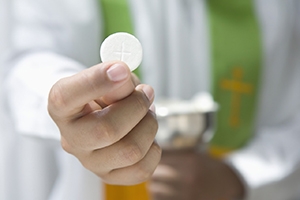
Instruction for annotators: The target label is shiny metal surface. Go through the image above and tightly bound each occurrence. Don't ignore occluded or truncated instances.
[155,93,217,150]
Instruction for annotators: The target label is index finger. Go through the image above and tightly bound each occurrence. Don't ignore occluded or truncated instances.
[48,61,134,120]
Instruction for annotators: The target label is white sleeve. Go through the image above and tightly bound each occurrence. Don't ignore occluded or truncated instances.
[5,52,86,140]
[4,0,102,140]
[225,2,300,199]
[226,112,300,200]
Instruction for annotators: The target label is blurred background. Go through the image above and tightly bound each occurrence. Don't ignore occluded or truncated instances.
[0,0,10,56]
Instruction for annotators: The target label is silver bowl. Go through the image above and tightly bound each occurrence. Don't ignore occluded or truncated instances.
[155,93,218,150]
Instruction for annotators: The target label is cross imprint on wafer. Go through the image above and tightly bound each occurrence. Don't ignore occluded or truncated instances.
[114,42,132,61]
[100,32,143,71]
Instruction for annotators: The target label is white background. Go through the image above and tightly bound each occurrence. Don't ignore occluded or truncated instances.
[0,0,11,56]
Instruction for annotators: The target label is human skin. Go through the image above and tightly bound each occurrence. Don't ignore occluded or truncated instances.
[48,61,161,185]
[149,149,245,200]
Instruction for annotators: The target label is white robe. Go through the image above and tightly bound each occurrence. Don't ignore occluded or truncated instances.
[1,0,300,199]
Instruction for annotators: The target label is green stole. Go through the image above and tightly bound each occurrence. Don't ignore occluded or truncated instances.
[208,0,262,156]
[99,0,262,199]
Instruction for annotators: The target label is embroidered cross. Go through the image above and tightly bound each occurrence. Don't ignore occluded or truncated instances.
[221,67,253,127]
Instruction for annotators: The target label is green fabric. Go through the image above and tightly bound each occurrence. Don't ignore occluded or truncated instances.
[100,0,140,77]
[208,0,262,149]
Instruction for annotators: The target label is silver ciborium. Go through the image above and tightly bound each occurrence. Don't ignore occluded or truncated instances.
[155,93,218,150]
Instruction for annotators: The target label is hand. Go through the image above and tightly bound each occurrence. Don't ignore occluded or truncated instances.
[48,61,161,185]
[149,149,245,200]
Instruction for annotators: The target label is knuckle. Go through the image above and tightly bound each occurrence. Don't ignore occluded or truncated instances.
[61,138,73,154]
[121,142,144,165]
[152,142,163,159]
[126,143,162,184]
[134,143,162,182]
[80,158,94,172]
[97,171,109,181]
[135,164,155,183]
[135,172,151,183]
[80,72,99,94]
[101,172,117,185]
[133,92,149,114]
[93,116,119,145]
[146,112,159,133]
[48,80,67,113]
[151,142,163,164]
[79,154,103,177]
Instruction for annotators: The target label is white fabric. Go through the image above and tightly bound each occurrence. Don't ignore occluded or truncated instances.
[0,0,11,55]
[1,0,300,200]
[0,0,103,199]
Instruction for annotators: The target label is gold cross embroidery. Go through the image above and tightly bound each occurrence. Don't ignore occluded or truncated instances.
[220,67,253,127]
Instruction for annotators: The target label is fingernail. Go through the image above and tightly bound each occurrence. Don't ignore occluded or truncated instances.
[150,104,156,113]
[142,85,154,101]
[107,63,128,82]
